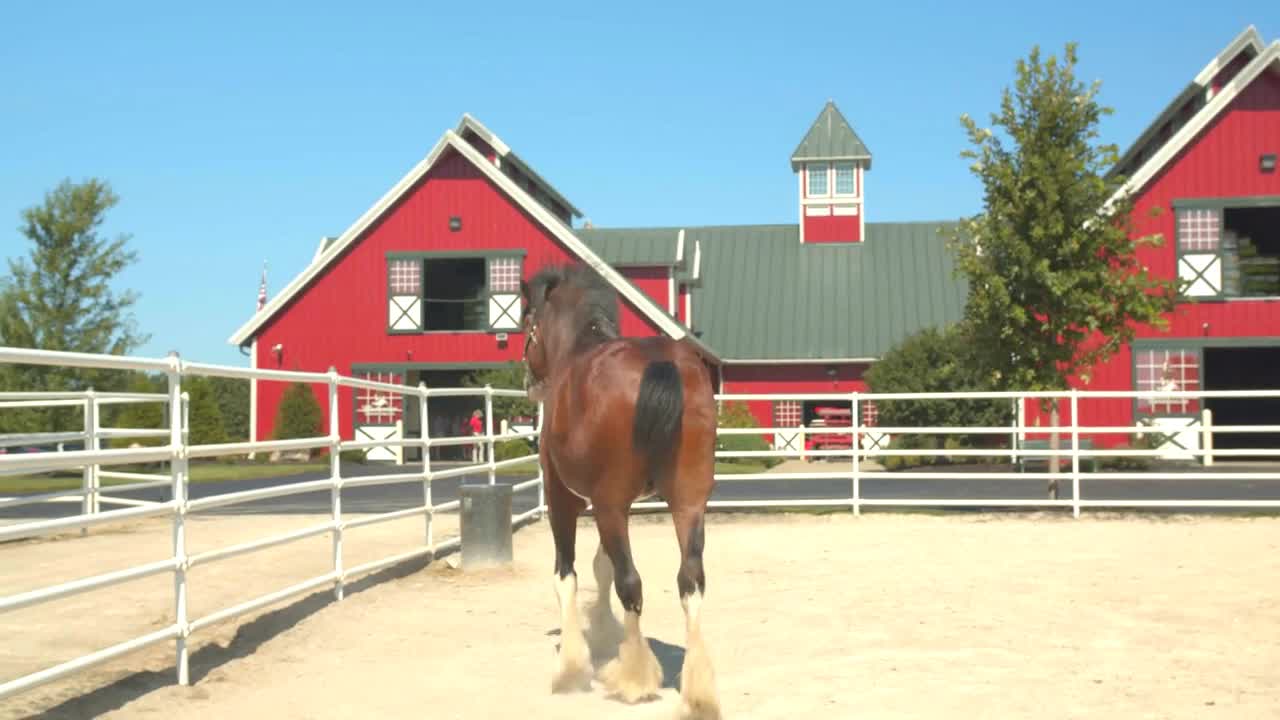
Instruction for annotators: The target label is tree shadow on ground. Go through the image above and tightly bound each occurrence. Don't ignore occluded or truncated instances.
[24,553,437,720]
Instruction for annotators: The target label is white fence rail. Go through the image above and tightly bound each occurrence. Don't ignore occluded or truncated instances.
[0,346,545,703]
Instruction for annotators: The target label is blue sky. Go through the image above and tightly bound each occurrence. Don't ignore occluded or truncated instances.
[1,1,1274,366]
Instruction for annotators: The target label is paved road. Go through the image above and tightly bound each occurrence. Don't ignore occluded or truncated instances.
[4,461,1280,523]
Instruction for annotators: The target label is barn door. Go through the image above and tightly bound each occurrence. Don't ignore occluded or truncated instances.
[772,400,802,453]
[1175,208,1223,298]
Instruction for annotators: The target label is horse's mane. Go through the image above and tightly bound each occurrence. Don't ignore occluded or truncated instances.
[528,263,620,351]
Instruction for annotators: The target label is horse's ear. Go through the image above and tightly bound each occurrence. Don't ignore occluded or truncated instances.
[520,279,530,301]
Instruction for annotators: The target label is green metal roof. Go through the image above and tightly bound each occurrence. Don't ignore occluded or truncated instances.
[790,101,872,168]
[575,227,682,266]
[686,222,968,360]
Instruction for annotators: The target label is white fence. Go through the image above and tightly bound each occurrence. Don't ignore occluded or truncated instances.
[0,346,544,703]
[3,346,1280,705]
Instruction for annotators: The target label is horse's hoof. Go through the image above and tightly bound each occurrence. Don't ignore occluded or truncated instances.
[598,640,662,703]
[551,636,593,693]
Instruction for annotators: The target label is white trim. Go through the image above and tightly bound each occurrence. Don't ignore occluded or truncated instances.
[675,228,686,266]
[248,339,258,453]
[685,288,693,330]
[1104,40,1280,214]
[691,239,702,282]
[801,196,859,206]
[859,166,866,241]
[227,123,709,356]
[667,268,676,315]
[1192,25,1263,88]
[805,206,831,217]
[456,113,510,156]
[833,206,859,217]
[797,170,806,244]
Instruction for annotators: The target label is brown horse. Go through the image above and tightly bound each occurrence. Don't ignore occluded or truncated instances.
[521,263,721,718]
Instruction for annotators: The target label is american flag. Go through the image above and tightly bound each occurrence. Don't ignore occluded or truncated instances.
[256,262,267,311]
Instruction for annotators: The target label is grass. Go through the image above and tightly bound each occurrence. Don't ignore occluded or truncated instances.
[1,461,329,494]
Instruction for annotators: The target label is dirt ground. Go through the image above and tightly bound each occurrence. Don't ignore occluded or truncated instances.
[4,511,1280,719]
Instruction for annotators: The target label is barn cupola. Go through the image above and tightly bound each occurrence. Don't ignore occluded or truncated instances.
[791,100,871,244]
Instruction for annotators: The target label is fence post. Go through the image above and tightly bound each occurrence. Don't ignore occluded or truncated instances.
[484,384,495,486]
[166,352,190,686]
[1070,389,1081,519]
[81,389,98,527]
[419,382,433,550]
[1009,397,1018,465]
[1201,407,1214,467]
[327,369,344,601]
[851,392,861,517]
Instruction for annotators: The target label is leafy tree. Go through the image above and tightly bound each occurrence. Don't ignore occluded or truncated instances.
[110,373,168,448]
[273,382,324,443]
[185,376,228,447]
[950,43,1180,497]
[0,178,148,432]
[864,324,1012,449]
[208,376,250,441]
[462,363,537,421]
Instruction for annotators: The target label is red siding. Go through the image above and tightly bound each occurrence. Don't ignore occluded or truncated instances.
[252,147,665,441]
[677,284,689,324]
[722,363,870,431]
[803,213,860,243]
[1030,70,1280,446]
[622,266,674,316]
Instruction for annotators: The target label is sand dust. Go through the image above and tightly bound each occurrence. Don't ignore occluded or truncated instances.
[3,511,1279,719]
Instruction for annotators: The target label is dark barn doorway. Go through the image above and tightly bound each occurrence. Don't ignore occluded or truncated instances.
[1203,346,1280,458]
[402,369,484,463]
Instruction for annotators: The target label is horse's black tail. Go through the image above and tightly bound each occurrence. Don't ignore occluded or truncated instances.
[633,360,683,492]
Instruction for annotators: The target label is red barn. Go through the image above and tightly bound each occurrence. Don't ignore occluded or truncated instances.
[230,25,1280,458]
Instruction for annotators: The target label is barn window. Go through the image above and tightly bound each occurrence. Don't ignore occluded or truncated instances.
[489,257,522,293]
[834,163,856,195]
[356,371,404,425]
[861,400,879,427]
[1176,208,1221,252]
[1135,348,1200,416]
[388,259,422,294]
[806,164,828,196]
[423,258,487,331]
[773,401,802,428]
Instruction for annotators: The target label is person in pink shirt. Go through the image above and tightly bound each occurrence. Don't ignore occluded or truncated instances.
[469,409,484,463]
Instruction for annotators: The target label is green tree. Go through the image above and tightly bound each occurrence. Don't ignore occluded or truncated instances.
[0,178,148,432]
[110,373,167,448]
[864,325,1012,448]
[208,376,250,441]
[950,43,1180,497]
[185,376,228,447]
[462,363,537,421]
[716,401,778,469]
[273,382,324,444]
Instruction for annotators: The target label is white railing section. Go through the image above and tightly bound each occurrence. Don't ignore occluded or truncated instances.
[632,388,1280,517]
[0,346,544,703]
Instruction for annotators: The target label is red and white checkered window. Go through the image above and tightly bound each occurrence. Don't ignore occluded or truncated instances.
[1135,349,1200,415]
[861,400,879,427]
[489,257,522,293]
[356,371,404,425]
[1176,208,1220,252]
[773,401,802,428]
[388,260,421,295]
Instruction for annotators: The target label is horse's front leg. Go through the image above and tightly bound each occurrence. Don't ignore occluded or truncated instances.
[548,469,591,693]
[594,506,662,703]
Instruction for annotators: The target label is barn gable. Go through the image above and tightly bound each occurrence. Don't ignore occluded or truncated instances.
[228,119,712,358]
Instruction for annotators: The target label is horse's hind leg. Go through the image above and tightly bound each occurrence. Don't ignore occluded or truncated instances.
[586,543,625,662]
[594,506,662,703]
[548,469,591,693]
[673,508,721,719]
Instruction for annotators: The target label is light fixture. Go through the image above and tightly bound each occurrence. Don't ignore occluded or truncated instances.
[449,216,462,231]
[1262,153,1277,173]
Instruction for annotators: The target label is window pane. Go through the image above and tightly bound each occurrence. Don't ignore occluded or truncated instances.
[861,400,878,427]
[489,257,522,293]
[388,259,421,295]
[774,401,801,427]
[1176,208,1220,252]
[1135,348,1199,415]
[835,164,855,194]
[807,165,827,195]
[357,371,403,425]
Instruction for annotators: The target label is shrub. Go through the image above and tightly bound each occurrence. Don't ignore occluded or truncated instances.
[185,376,228,447]
[494,438,535,462]
[865,325,1012,452]
[717,401,778,468]
[111,374,167,448]
[272,382,324,449]
[340,449,367,465]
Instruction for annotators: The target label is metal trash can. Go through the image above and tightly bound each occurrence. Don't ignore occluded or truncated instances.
[460,484,513,570]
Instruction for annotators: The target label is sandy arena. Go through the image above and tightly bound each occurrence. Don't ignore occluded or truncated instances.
[3,510,1279,719]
